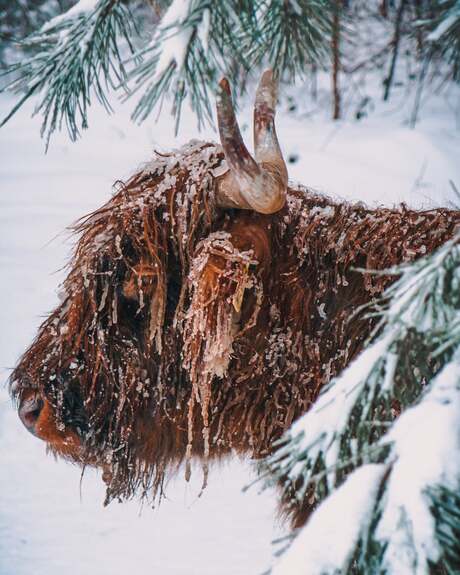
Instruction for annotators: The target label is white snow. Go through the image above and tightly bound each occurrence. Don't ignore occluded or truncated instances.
[272,464,387,575]
[376,359,460,575]
[427,2,460,42]
[41,0,99,32]
[1,64,460,574]
[153,0,193,79]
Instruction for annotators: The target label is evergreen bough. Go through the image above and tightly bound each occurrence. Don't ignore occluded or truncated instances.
[425,0,460,82]
[260,235,460,574]
[0,0,137,144]
[127,0,256,132]
[0,0,336,141]
[247,0,334,79]
[1,0,459,140]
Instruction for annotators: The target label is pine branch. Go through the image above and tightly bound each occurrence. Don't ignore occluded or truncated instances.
[259,235,460,574]
[0,0,138,144]
[429,486,460,574]
[248,0,334,79]
[128,0,256,132]
[270,356,460,575]
[1,0,339,138]
[128,0,337,129]
[358,360,460,574]
[421,0,460,82]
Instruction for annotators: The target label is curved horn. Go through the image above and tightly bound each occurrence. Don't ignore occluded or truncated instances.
[215,71,287,214]
[254,70,287,180]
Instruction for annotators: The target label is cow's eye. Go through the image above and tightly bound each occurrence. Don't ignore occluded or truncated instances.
[122,263,157,304]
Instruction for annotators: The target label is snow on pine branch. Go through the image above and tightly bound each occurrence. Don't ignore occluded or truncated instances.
[271,464,388,574]
[134,0,196,82]
[424,0,460,82]
[40,0,100,33]
[427,0,460,43]
[271,360,460,575]
[259,235,460,574]
[129,0,252,131]
[373,360,460,574]
[0,0,137,143]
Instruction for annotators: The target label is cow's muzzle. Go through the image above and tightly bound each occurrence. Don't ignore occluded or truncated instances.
[18,392,44,435]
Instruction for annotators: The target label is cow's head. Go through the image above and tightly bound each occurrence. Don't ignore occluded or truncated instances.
[10,71,289,502]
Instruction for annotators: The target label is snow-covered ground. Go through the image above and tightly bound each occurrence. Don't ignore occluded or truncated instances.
[1,78,459,575]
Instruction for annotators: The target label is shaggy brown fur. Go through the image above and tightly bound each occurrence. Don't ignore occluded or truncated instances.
[11,140,460,524]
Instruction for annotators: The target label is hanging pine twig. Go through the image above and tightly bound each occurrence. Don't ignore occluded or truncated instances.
[248,0,334,80]
[1,0,339,140]
[0,0,138,144]
[128,0,256,132]
[331,0,341,119]
[424,0,460,82]
[383,0,408,101]
[429,486,460,573]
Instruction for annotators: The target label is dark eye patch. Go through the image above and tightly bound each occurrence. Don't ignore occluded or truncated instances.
[118,287,148,336]
[62,384,88,437]
[45,377,89,438]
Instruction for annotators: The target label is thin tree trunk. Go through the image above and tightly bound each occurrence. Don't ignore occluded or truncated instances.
[410,52,431,128]
[380,0,388,18]
[311,63,318,102]
[14,0,32,30]
[383,0,408,102]
[414,0,423,56]
[332,1,341,120]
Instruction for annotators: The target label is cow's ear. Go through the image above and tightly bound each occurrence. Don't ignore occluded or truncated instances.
[122,261,157,302]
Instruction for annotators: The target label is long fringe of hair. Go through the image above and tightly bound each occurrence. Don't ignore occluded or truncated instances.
[11,141,460,512]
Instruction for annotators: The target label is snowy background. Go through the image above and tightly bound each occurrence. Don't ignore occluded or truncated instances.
[1,75,459,575]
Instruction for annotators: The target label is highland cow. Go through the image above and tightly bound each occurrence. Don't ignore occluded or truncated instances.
[11,71,460,527]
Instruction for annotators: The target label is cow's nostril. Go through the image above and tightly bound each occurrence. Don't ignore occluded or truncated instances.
[19,395,44,435]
